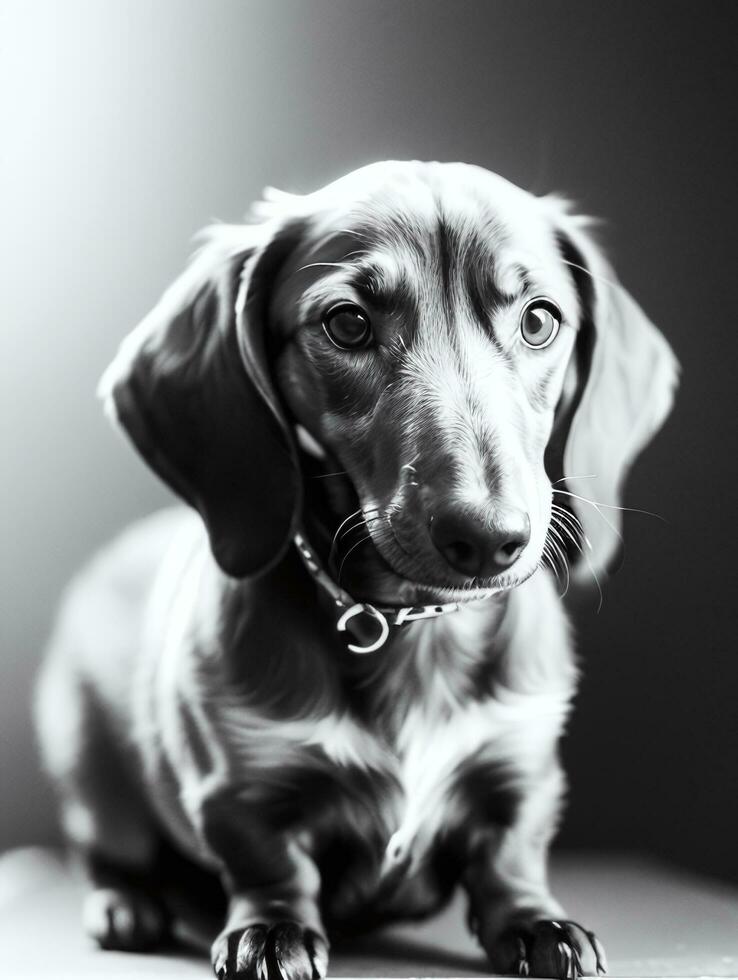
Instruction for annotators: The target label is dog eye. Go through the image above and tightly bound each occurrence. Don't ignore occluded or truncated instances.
[322,304,373,350]
[520,300,561,349]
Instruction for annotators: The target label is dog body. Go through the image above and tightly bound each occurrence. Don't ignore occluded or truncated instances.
[36,162,677,979]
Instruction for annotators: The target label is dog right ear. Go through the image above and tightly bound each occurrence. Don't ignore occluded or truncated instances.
[99,217,307,579]
[544,204,679,583]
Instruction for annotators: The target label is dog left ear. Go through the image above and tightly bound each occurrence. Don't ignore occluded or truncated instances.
[547,208,680,583]
[99,216,307,579]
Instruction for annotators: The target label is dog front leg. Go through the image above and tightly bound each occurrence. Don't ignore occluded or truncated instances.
[464,768,607,979]
[199,793,328,980]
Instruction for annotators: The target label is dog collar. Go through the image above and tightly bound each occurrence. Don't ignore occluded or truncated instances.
[293,532,497,654]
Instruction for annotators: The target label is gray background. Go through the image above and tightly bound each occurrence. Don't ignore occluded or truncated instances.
[2,0,736,883]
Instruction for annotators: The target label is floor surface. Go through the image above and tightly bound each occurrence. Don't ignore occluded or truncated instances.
[1,847,737,979]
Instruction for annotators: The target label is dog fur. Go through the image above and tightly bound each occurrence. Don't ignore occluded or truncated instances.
[35,161,678,979]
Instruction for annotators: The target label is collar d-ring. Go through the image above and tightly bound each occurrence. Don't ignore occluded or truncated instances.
[336,603,390,654]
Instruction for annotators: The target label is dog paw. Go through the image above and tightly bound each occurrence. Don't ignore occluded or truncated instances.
[83,886,168,951]
[488,919,607,978]
[211,921,328,980]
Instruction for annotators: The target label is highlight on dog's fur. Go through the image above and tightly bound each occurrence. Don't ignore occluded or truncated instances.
[35,161,678,979]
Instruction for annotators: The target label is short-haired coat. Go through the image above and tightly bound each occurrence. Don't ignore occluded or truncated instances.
[36,162,678,979]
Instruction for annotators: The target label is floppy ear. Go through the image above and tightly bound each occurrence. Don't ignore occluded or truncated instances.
[98,218,305,578]
[550,211,679,583]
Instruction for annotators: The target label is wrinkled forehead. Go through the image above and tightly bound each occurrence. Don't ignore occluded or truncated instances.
[278,166,578,321]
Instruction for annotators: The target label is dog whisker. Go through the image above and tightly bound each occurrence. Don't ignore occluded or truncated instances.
[550,520,578,566]
[553,489,624,545]
[549,509,604,608]
[309,470,349,480]
[296,260,355,273]
[551,508,585,550]
[337,533,374,587]
[551,474,597,484]
[338,509,381,544]
[541,539,560,574]
[561,258,625,298]
[549,509,603,611]
[552,504,592,551]
[330,228,371,244]
[329,508,363,560]
[337,522,397,590]
[541,542,564,586]
[553,488,664,522]
[550,520,580,555]
[582,546,604,614]
[546,528,571,597]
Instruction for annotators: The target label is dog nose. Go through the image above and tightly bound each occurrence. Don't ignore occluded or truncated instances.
[429,507,530,578]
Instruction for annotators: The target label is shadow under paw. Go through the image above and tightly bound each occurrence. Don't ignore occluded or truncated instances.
[490,919,607,978]
[212,921,328,980]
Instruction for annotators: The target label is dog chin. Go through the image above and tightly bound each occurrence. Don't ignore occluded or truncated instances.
[391,576,516,607]
[345,552,516,608]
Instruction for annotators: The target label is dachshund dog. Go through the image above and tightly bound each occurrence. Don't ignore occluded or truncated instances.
[35,161,678,979]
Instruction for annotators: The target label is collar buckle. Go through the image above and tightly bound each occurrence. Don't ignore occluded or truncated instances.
[394,603,459,625]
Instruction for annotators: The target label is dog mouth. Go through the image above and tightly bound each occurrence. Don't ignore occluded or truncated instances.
[297,441,529,607]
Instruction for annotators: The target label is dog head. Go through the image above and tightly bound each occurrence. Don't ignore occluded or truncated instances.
[100,161,678,603]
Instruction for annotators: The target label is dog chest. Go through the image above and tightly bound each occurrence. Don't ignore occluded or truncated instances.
[293,684,568,922]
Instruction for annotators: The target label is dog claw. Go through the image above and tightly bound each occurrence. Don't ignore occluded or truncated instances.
[306,931,329,979]
[588,930,608,975]
[516,936,530,976]
[556,939,574,980]
[210,933,231,980]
